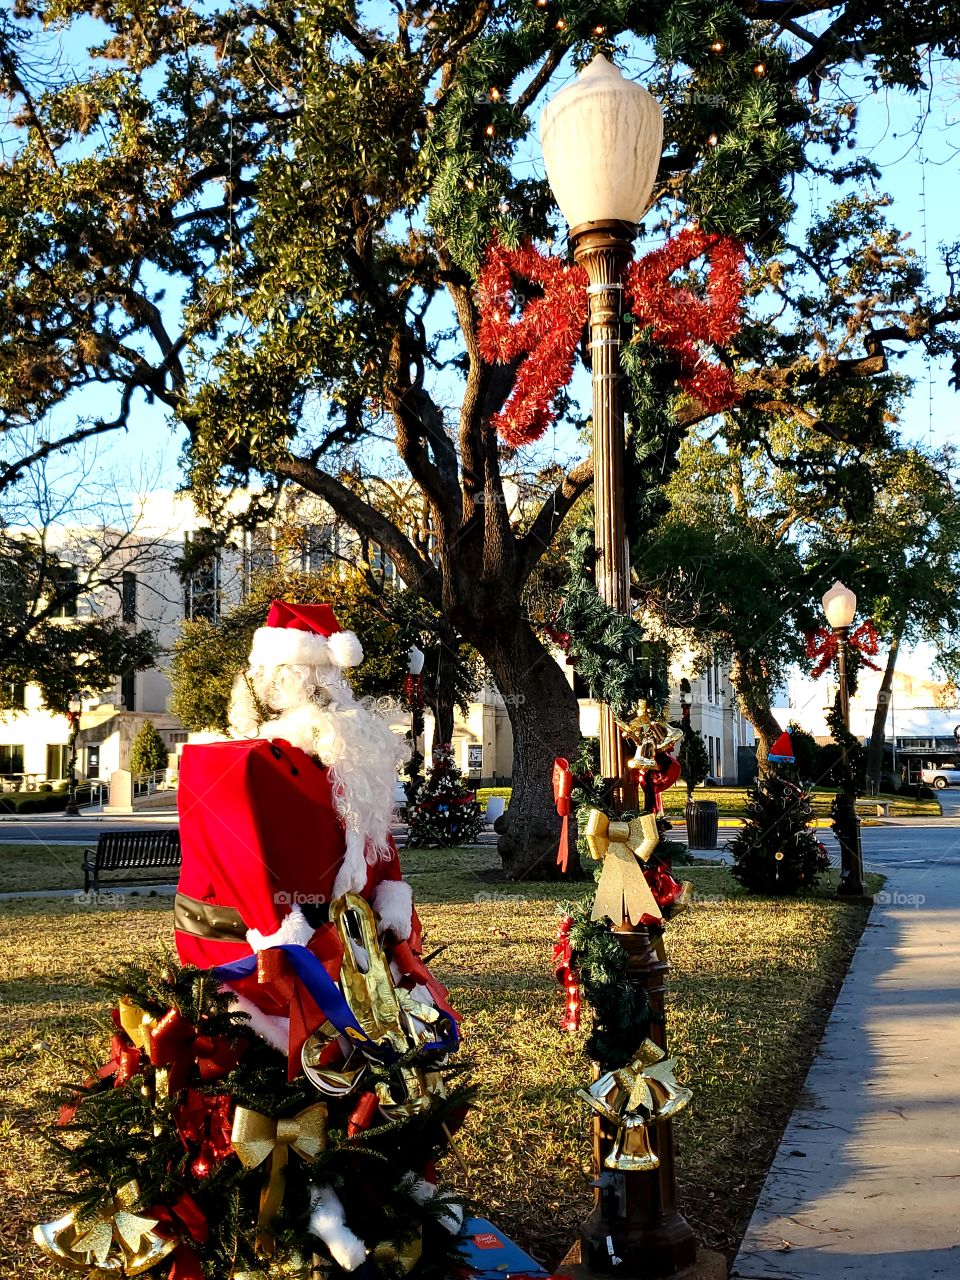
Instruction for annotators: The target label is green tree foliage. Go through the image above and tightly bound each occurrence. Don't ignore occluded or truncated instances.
[729,768,827,895]
[0,614,156,714]
[4,3,960,875]
[129,720,169,775]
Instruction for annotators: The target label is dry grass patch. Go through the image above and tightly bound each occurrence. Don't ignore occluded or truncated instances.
[0,856,876,1275]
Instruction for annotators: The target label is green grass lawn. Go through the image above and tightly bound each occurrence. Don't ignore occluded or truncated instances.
[661,784,940,819]
[0,846,879,1274]
[0,843,97,893]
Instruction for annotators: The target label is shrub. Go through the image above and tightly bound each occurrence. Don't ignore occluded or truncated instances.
[130,721,169,775]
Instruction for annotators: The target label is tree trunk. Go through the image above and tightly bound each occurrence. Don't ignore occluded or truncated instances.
[729,651,782,773]
[478,620,585,881]
[866,619,904,795]
[425,621,459,749]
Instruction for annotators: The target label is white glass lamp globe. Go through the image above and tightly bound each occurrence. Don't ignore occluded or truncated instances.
[407,644,425,676]
[822,581,857,630]
[539,55,664,232]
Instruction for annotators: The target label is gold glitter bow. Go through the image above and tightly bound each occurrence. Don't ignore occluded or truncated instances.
[232,1103,329,1256]
[33,1180,177,1276]
[584,810,663,927]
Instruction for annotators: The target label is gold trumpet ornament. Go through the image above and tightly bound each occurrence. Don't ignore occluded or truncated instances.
[329,894,450,1119]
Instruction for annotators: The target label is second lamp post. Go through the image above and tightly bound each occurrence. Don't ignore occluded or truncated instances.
[821,581,866,896]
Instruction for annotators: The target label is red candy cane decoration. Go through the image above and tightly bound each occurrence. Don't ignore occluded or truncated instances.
[552,915,581,1034]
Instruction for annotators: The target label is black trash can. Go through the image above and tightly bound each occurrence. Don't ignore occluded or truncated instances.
[685,799,719,849]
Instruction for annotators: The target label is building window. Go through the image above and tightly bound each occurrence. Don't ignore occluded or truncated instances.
[121,571,138,623]
[242,529,275,594]
[3,683,25,711]
[706,662,713,704]
[301,524,336,573]
[707,737,714,776]
[86,744,100,779]
[715,737,722,778]
[183,536,221,622]
[50,564,79,617]
[370,544,396,585]
[120,670,136,711]
[0,744,24,776]
[46,743,70,780]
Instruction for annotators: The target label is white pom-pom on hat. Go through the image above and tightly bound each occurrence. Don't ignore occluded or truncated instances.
[327,629,364,669]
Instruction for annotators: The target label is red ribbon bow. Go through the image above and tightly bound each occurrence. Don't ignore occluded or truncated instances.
[147,1008,246,1096]
[553,757,574,872]
[476,228,745,447]
[175,1090,234,1174]
[806,620,881,679]
[149,1190,210,1279]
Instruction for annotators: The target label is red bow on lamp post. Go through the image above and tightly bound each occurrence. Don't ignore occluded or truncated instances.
[806,620,881,679]
[553,757,574,872]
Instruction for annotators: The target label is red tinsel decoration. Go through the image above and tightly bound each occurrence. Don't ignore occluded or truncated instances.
[806,620,881,679]
[476,239,587,446]
[625,226,744,414]
[475,226,745,446]
[552,915,581,1033]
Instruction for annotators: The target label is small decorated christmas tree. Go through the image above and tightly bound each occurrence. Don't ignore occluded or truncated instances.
[729,772,828,894]
[729,731,828,894]
[406,744,483,848]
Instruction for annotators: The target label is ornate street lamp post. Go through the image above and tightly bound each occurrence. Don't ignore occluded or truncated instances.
[540,54,662,799]
[63,698,82,817]
[404,644,426,809]
[541,57,714,1280]
[822,581,866,896]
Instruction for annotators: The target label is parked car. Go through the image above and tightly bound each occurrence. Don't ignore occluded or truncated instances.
[919,764,960,790]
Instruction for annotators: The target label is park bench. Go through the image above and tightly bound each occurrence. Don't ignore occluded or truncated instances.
[82,830,181,894]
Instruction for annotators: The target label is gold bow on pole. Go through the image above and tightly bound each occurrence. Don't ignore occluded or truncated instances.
[585,810,663,927]
[231,1103,329,1256]
[33,1180,177,1276]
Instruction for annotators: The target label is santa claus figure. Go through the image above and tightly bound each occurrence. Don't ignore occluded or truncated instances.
[175,600,456,1066]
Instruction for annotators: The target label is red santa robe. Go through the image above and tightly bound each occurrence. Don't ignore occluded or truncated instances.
[174,737,455,1071]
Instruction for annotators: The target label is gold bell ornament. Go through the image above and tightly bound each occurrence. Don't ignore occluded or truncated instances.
[34,1180,177,1276]
[578,1039,693,1172]
[618,703,684,770]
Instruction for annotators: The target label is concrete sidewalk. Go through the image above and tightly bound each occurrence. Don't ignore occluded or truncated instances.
[730,861,960,1278]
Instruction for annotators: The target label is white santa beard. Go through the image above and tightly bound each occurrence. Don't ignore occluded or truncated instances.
[254,680,402,853]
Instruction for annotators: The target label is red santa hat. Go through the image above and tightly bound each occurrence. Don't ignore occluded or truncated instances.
[248,601,364,671]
